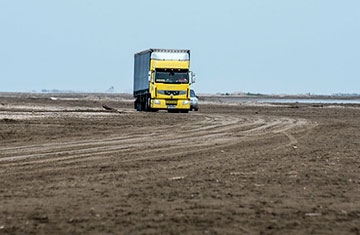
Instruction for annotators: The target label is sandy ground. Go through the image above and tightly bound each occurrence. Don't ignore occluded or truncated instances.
[0,93,360,235]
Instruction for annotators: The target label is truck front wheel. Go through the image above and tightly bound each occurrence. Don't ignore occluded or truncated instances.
[145,97,151,111]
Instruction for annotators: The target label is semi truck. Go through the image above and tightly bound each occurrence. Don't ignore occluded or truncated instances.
[133,48,195,112]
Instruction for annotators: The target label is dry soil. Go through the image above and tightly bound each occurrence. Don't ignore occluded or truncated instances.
[0,93,359,235]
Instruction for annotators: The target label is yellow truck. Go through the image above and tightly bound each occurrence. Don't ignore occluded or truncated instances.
[133,49,195,112]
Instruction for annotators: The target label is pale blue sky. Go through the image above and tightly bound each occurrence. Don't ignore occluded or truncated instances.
[1,0,359,95]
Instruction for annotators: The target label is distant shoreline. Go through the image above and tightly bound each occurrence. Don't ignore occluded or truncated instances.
[1,91,360,100]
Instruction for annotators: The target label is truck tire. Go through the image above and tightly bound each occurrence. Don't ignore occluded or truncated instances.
[135,100,142,111]
[145,97,151,112]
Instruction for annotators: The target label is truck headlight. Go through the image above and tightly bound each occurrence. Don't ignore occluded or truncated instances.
[154,99,161,104]
[182,100,189,105]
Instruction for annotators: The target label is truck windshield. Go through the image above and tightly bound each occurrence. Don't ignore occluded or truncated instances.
[155,70,189,84]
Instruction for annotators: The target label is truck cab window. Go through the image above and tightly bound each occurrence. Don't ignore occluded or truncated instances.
[155,70,189,84]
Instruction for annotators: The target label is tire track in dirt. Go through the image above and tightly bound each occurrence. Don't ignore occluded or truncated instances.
[0,112,314,172]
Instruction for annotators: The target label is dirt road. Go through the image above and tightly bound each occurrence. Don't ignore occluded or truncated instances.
[1,94,359,234]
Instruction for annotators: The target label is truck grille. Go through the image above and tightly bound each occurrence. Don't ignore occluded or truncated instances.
[158,90,186,96]
[164,90,179,96]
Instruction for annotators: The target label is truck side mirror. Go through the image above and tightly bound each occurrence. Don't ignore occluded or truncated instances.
[148,71,152,82]
[190,71,195,84]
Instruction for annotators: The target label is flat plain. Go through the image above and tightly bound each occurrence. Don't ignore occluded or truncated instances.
[1,93,359,234]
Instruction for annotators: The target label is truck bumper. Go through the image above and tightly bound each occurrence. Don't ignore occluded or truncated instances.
[151,99,190,110]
